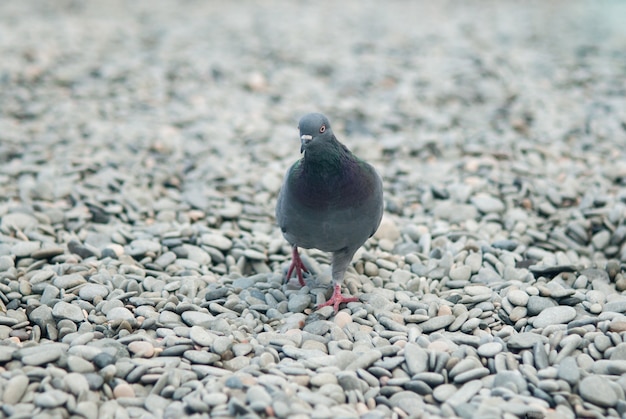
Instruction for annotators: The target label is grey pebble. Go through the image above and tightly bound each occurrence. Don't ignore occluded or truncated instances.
[52,301,85,322]
[507,333,548,349]
[2,374,29,404]
[181,310,214,326]
[183,350,220,364]
[470,194,505,213]
[418,315,455,333]
[533,306,576,328]
[189,326,216,347]
[507,289,529,306]
[79,284,110,301]
[477,342,503,357]
[604,299,626,313]
[106,307,135,322]
[557,357,580,385]
[34,389,68,408]
[526,296,558,316]
[579,375,619,407]
[288,294,311,312]
[404,343,428,375]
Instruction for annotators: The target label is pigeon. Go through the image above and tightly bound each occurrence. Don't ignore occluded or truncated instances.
[276,113,384,312]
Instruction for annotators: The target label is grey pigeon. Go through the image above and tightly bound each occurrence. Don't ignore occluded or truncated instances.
[276,113,384,312]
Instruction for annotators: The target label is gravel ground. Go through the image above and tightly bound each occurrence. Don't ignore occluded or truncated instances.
[1,1,626,418]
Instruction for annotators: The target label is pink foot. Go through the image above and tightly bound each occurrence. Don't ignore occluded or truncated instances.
[318,283,358,313]
[286,246,308,286]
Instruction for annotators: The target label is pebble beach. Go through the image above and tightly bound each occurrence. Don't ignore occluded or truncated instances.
[1,1,626,418]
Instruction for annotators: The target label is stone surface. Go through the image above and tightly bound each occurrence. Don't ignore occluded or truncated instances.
[0,3,623,418]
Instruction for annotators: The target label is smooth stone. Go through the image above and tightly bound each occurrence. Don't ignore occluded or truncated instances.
[11,241,41,257]
[404,343,428,375]
[154,251,177,268]
[493,371,527,393]
[107,307,135,323]
[0,255,15,270]
[34,389,68,408]
[189,326,216,347]
[471,194,505,213]
[201,234,233,251]
[579,375,618,407]
[64,372,91,396]
[114,383,136,398]
[181,244,211,265]
[447,380,483,406]
[477,342,503,358]
[67,355,96,373]
[507,332,548,349]
[449,265,472,281]
[246,385,272,411]
[128,341,155,357]
[2,374,29,404]
[533,306,576,328]
[183,350,220,364]
[433,384,457,403]
[418,315,455,333]
[593,360,626,375]
[22,347,63,365]
[610,343,626,361]
[604,300,626,313]
[288,294,311,312]
[557,357,580,385]
[181,311,214,326]
[526,296,558,316]
[79,284,110,301]
[29,304,54,328]
[2,212,38,230]
[128,240,161,255]
[52,301,85,322]
[507,289,529,306]
[0,346,17,362]
[53,273,87,289]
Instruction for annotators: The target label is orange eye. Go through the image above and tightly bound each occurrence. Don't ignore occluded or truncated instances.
[319,125,326,133]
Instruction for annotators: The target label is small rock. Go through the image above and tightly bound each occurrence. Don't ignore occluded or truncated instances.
[52,301,85,322]
[579,375,618,407]
[532,306,576,328]
[114,383,135,398]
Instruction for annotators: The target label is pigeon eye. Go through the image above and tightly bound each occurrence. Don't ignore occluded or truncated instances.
[319,125,326,133]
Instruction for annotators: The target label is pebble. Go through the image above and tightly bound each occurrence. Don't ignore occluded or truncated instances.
[579,375,619,407]
[0,3,623,418]
[79,284,110,301]
[107,307,135,323]
[128,341,155,357]
[532,306,576,328]
[2,374,29,404]
[418,315,455,333]
[114,383,136,398]
[34,389,68,408]
[52,301,85,322]
[477,342,503,357]
[507,289,529,306]
[526,296,558,315]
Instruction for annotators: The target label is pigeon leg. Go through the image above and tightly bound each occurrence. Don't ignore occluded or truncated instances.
[317,283,358,312]
[285,245,307,286]
[317,247,359,312]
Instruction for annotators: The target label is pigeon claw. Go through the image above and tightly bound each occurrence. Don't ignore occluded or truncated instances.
[318,283,358,313]
[286,246,308,286]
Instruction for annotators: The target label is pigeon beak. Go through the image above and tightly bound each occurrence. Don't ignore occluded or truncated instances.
[300,134,312,153]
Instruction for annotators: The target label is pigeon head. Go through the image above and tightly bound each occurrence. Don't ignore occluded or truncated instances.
[298,113,334,153]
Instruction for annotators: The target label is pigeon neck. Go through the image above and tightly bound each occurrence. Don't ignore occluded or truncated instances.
[302,136,351,170]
